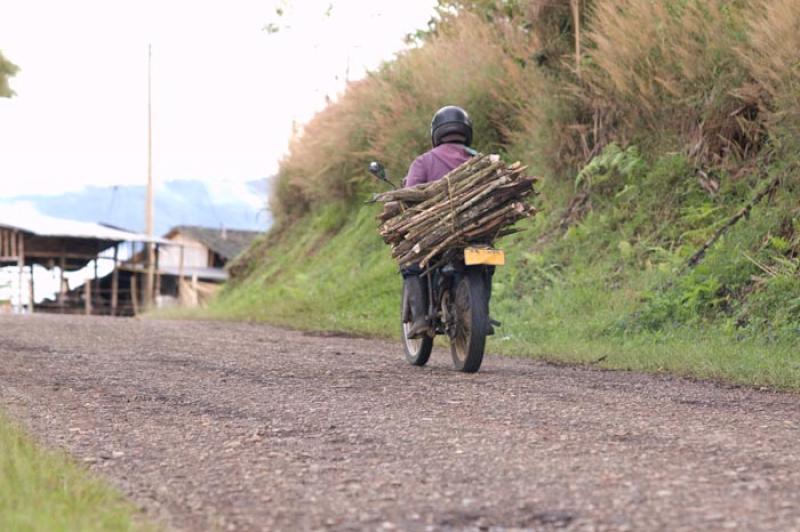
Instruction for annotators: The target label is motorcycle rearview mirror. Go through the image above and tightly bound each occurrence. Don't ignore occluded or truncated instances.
[368,161,398,190]
[368,161,386,179]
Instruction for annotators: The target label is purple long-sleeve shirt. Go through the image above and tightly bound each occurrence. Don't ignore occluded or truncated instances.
[403,143,474,187]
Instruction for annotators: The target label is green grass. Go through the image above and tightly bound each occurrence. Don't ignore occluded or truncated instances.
[491,283,800,389]
[205,0,800,391]
[198,159,800,391]
[0,411,150,532]
[209,203,399,336]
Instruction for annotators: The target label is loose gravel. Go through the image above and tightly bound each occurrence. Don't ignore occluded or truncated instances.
[2,314,800,531]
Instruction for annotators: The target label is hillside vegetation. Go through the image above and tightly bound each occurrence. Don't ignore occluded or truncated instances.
[214,0,800,388]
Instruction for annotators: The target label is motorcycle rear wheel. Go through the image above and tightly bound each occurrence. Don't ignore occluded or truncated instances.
[401,284,433,366]
[449,268,489,373]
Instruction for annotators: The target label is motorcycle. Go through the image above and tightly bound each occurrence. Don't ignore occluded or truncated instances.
[369,161,504,373]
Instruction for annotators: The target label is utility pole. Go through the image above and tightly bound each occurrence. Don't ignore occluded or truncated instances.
[145,44,155,309]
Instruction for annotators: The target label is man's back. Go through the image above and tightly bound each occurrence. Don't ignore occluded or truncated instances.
[404,143,474,187]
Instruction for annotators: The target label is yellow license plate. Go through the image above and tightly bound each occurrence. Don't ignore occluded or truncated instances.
[464,247,505,266]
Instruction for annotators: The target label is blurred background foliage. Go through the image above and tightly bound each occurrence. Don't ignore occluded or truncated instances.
[0,50,18,98]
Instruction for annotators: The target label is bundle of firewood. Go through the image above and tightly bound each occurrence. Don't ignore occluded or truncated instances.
[374,154,538,267]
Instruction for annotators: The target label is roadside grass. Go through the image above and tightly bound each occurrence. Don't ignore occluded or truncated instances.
[198,184,800,391]
[0,411,150,532]
[491,282,800,390]
[173,2,800,392]
[209,204,399,336]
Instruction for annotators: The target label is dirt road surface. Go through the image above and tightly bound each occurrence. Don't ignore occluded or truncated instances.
[2,315,800,531]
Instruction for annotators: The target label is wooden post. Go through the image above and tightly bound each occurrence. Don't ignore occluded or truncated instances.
[191,273,199,307]
[178,244,185,303]
[93,258,99,314]
[58,255,66,313]
[17,232,24,314]
[145,45,156,311]
[154,243,161,307]
[1,229,8,258]
[84,278,92,315]
[28,265,34,314]
[111,245,119,316]
[130,274,139,316]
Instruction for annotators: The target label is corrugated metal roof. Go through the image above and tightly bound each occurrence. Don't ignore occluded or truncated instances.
[122,263,228,281]
[164,225,260,260]
[0,204,169,244]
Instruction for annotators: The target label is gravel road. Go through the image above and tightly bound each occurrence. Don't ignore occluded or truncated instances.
[2,314,800,531]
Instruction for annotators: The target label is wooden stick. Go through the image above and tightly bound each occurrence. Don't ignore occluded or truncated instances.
[375,154,538,267]
[84,278,91,316]
[111,245,119,317]
[687,173,782,267]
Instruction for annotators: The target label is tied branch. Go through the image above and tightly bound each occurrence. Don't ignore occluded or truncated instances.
[687,172,783,268]
[374,154,539,267]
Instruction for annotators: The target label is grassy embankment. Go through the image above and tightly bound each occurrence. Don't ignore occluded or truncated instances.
[212,1,800,389]
[0,412,148,531]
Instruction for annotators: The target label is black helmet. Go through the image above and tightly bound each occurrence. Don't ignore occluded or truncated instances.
[431,105,473,147]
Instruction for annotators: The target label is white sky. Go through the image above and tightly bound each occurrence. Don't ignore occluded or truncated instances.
[0,0,438,197]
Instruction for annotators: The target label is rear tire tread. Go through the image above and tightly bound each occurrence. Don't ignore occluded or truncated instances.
[450,268,488,373]
[401,285,433,366]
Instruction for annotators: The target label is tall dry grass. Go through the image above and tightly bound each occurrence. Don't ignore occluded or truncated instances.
[271,79,379,220]
[438,0,582,70]
[271,13,547,222]
[741,0,800,143]
[581,0,757,165]
[271,0,800,223]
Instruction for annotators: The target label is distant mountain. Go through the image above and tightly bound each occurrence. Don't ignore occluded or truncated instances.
[0,179,272,236]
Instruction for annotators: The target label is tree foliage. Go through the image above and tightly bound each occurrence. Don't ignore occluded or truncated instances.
[0,50,18,98]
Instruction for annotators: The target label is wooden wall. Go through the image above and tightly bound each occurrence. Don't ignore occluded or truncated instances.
[0,228,22,264]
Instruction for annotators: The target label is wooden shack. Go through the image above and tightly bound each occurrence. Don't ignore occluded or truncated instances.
[124,225,260,308]
[0,207,166,315]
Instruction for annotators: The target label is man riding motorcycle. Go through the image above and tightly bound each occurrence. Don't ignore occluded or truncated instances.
[402,105,476,339]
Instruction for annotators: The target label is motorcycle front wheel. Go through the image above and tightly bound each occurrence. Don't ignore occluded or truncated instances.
[449,268,489,373]
[401,283,433,366]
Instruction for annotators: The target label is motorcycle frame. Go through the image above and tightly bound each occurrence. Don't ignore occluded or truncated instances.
[419,252,494,338]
